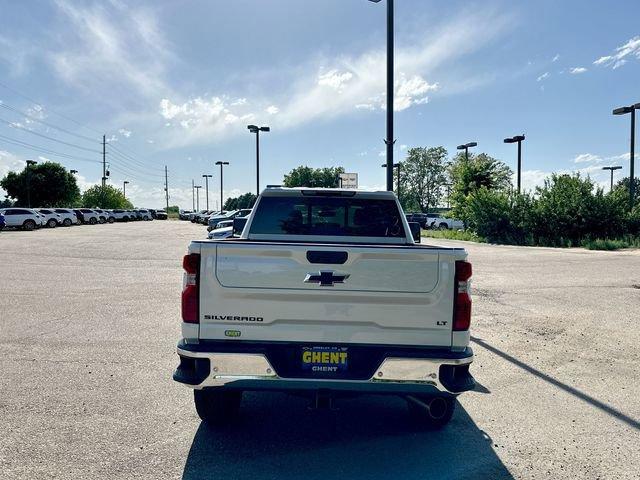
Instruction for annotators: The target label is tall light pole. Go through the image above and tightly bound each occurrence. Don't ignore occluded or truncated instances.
[123,180,129,199]
[613,103,639,210]
[25,160,37,208]
[247,125,270,196]
[602,166,622,192]
[381,162,401,202]
[70,169,78,175]
[194,185,202,211]
[215,161,229,211]
[369,0,394,192]
[456,141,478,162]
[202,174,212,210]
[504,135,525,193]
[191,179,195,211]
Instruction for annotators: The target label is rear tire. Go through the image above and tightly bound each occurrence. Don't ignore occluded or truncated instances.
[89,217,97,225]
[194,389,242,426]
[108,217,115,223]
[438,223,449,230]
[63,218,72,227]
[22,219,36,231]
[407,395,456,430]
[47,219,57,228]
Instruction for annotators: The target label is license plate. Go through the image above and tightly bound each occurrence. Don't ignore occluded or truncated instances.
[301,346,348,373]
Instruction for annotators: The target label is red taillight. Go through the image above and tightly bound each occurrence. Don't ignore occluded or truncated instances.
[453,260,472,331]
[182,253,200,323]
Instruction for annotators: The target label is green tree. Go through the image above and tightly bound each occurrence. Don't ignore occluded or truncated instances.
[531,173,626,246]
[611,176,640,209]
[223,192,257,210]
[402,146,448,213]
[0,161,80,207]
[449,152,513,223]
[81,185,133,209]
[283,166,345,188]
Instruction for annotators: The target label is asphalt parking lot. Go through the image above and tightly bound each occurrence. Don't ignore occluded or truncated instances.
[1,221,639,479]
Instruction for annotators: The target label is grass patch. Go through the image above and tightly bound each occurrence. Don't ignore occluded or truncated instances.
[422,229,485,243]
[581,237,640,250]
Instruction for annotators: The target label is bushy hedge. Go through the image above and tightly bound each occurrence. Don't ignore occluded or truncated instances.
[462,174,637,247]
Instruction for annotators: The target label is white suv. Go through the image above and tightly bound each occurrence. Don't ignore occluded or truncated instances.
[52,208,79,226]
[0,208,43,230]
[37,209,63,228]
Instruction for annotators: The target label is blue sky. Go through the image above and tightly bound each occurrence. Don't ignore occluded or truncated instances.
[0,0,639,208]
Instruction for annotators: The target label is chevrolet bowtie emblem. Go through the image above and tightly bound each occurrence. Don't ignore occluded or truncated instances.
[304,270,350,287]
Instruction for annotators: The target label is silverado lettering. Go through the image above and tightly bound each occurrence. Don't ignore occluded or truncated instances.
[204,315,263,322]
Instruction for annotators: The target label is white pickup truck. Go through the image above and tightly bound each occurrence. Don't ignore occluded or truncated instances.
[174,187,474,428]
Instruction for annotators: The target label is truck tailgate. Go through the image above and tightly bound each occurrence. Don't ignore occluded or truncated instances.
[197,241,464,347]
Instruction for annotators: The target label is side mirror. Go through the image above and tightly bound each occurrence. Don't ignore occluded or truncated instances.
[408,222,421,243]
[233,217,248,236]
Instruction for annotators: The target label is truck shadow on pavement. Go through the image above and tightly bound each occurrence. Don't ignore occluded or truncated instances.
[182,393,513,480]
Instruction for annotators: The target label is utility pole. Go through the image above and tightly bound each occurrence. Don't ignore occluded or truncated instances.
[123,181,129,199]
[191,179,195,211]
[194,185,202,210]
[164,166,169,212]
[247,125,270,196]
[202,174,212,210]
[102,134,106,207]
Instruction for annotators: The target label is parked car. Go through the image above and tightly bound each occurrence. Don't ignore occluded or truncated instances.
[0,211,5,231]
[52,208,79,226]
[207,209,251,231]
[427,214,464,230]
[155,209,168,220]
[148,208,157,219]
[110,209,131,222]
[206,219,233,239]
[0,208,43,230]
[405,212,429,229]
[138,209,153,221]
[191,209,208,223]
[93,209,115,223]
[174,187,474,428]
[74,208,100,225]
[37,209,63,228]
[197,210,218,224]
[179,210,192,220]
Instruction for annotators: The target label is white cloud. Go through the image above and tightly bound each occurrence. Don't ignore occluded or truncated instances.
[552,54,560,62]
[118,128,132,138]
[0,150,26,197]
[570,67,587,74]
[265,105,279,115]
[49,0,171,98]
[536,72,549,82]
[594,36,640,69]
[400,144,408,151]
[317,70,353,91]
[573,153,601,164]
[158,9,512,146]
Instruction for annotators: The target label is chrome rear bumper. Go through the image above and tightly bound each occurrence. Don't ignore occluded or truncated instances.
[174,343,474,395]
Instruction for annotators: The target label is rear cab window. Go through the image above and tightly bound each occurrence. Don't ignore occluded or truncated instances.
[249,193,407,243]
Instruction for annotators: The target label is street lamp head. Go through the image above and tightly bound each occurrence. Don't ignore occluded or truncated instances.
[215,161,229,166]
[613,106,633,115]
[260,126,270,132]
[70,169,78,174]
[602,166,623,171]
[368,0,383,2]
[124,181,129,184]
[634,103,640,110]
[26,160,38,166]
[456,145,466,150]
[466,142,478,148]
[504,135,525,143]
[247,125,258,132]
[202,174,212,178]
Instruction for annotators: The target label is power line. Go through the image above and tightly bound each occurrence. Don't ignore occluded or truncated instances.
[0,117,102,154]
[0,102,99,143]
[0,133,101,163]
[0,80,102,136]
